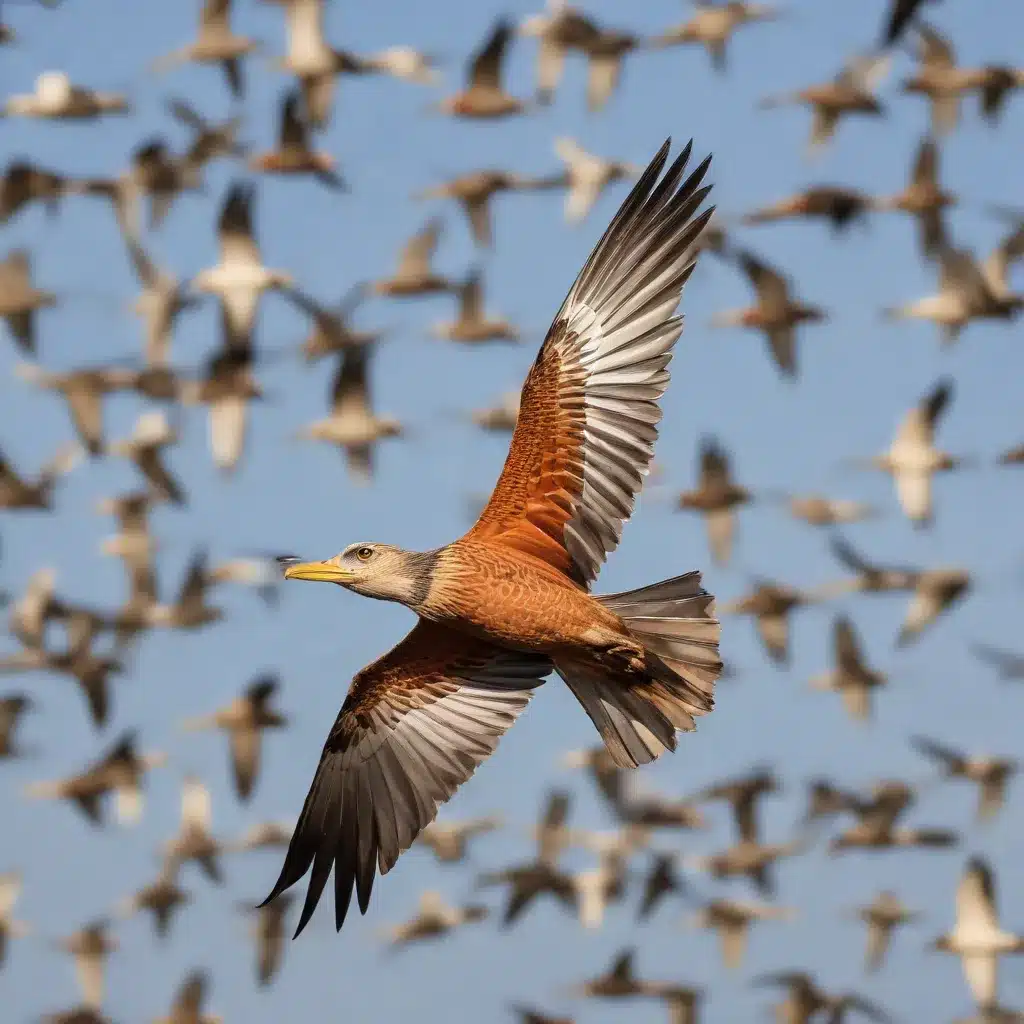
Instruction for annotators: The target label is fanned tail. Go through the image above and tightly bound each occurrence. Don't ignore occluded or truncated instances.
[558,572,721,769]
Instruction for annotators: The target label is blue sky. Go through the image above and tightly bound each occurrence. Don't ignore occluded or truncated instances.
[2,0,1024,1020]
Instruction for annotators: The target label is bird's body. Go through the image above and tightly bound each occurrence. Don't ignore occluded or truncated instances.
[267,141,720,935]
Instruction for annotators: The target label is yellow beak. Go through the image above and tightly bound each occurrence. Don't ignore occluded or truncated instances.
[283,560,353,583]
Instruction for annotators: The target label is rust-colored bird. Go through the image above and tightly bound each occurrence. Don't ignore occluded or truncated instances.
[265,141,719,936]
[810,616,888,723]
[249,89,345,191]
[676,436,751,566]
[712,250,825,376]
[436,19,525,118]
[183,674,288,801]
[902,24,982,136]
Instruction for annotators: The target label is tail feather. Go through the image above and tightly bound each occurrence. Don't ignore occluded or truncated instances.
[559,571,721,770]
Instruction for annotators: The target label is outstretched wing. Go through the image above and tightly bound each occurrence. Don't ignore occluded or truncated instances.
[264,621,551,935]
[466,141,713,586]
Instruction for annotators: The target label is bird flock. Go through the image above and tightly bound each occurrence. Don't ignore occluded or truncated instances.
[1,0,1023,1022]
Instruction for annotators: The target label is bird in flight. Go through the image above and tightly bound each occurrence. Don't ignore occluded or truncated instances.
[264,140,721,936]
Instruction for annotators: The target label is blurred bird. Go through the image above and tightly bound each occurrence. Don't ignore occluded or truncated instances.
[167,97,248,172]
[125,239,197,368]
[0,442,79,510]
[694,765,780,841]
[902,24,986,135]
[830,779,958,852]
[576,24,642,113]
[371,218,453,297]
[570,844,629,929]
[0,159,75,224]
[637,851,687,920]
[855,890,919,974]
[911,737,1018,823]
[471,390,520,433]
[931,857,1024,1009]
[0,872,28,968]
[551,137,641,225]
[721,578,835,665]
[436,19,525,118]
[781,495,876,528]
[517,1,600,104]
[654,2,779,71]
[753,970,892,1024]
[998,443,1024,466]
[416,169,550,248]
[568,948,662,1001]
[897,565,971,647]
[810,616,888,723]
[881,0,938,46]
[289,283,380,362]
[2,70,129,119]
[431,269,518,344]
[872,137,955,262]
[8,566,62,650]
[107,413,185,506]
[244,893,292,986]
[116,865,192,940]
[693,898,794,969]
[206,553,290,605]
[154,969,221,1024]
[886,227,1024,343]
[712,250,825,376]
[98,491,161,596]
[676,436,752,566]
[478,860,577,928]
[512,1009,575,1024]
[295,343,403,483]
[183,674,288,802]
[163,777,224,884]
[152,0,259,99]
[971,643,1024,681]
[744,185,873,233]
[760,54,888,155]
[383,890,488,948]
[54,920,117,1011]
[0,248,56,354]
[193,182,295,355]
[0,611,122,727]
[0,694,32,759]
[41,1009,111,1024]
[25,730,165,826]
[418,816,503,864]
[226,820,294,852]
[249,89,345,191]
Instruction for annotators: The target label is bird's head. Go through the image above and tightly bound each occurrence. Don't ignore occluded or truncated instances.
[283,543,435,606]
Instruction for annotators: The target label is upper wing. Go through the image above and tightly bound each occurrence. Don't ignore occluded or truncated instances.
[466,141,713,586]
[263,620,551,935]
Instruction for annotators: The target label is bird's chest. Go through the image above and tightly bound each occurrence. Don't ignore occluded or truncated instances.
[424,549,611,652]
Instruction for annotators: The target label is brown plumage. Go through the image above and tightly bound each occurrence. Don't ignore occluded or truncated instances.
[437,19,525,118]
[265,141,721,936]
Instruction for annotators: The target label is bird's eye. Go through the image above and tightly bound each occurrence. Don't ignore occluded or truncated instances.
[355,546,374,561]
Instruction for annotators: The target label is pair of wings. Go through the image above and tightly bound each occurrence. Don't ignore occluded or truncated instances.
[267,141,715,934]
